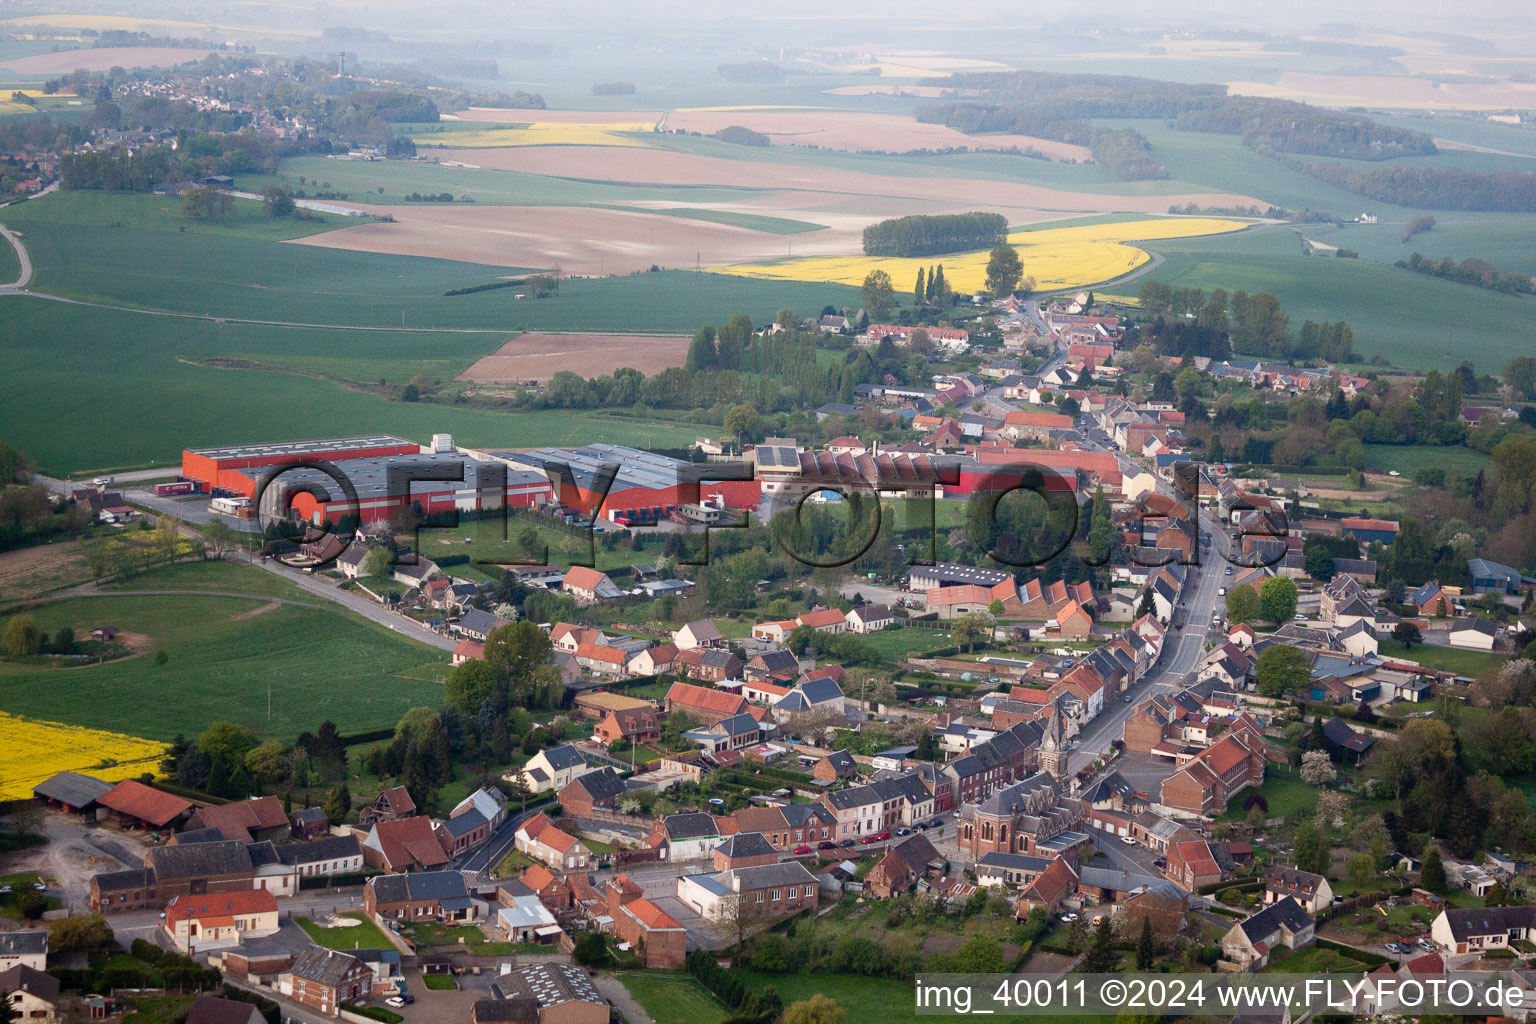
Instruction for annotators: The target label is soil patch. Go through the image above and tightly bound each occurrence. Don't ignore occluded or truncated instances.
[456,332,690,383]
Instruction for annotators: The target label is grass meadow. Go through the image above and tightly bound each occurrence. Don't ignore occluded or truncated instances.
[616,974,727,1024]
[1145,225,1536,372]
[0,576,449,741]
[0,296,733,474]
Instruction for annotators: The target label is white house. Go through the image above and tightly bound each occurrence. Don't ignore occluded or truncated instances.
[515,744,598,794]
[0,933,47,972]
[845,605,894,634]
[1447,617,1498,651]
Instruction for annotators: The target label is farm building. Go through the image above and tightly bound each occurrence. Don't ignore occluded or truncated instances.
[489,443,760,524]
[180,436,552,526]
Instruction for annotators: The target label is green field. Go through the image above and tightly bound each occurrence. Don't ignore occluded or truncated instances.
[0,571,449,741]
[1144,225,1536,371]
[860,626,950,662]
[244,154,780,208]
[1379,639,1505,676]
[616,973,728,1024]
[1361,444,1491,477]
[0,296,734,475]
[297,912,393,951]
[0,223,18,283]
[99,560,307,600]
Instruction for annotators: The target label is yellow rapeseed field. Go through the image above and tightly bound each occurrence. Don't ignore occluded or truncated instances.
[413,122,657,148]
[709,217,1248,293]
[0,712,166,800]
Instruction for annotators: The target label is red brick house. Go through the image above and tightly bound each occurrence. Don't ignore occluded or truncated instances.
[558,767,627,817]
[615,897,686,969]
[664,681,749,724]
[1159,723,1267,818]
[867,834,943,899]
[594,706,659,748]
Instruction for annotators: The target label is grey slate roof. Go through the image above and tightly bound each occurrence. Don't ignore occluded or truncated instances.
[31,771,114,808]
[1440,905,1536,941]
[730,860,819,890]
[0,932,47,957]
[663,812,719,840]
[716,832,776,860]
[540,744,588,772]
[150,840,253,880]
[368,870,469,905]
[276,835,361,867]
[1238,896,1313,942]
[288,947,363,986]
[568,767,627,802]
[442,810,488,837]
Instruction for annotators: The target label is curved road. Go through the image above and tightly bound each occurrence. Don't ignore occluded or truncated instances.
[0,220,34,291]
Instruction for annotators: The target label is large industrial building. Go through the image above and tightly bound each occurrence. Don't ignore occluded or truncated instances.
[180,436,552,525]
[487,444,761,524]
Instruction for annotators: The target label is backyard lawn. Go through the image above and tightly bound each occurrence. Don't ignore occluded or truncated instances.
[297,913,392,951]
[1218,764,1315,822]
[1379,640,1505,676]
[617,972,728,1024]
[422,974,457,991]
[403,922,489,947]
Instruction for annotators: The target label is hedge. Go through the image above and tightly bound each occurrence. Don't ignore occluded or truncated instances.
[299,870,380,890]
[1315,936,1390,968]
[1198,876,1263,896]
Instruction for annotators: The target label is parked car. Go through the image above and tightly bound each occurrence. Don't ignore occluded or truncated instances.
[839,839,856,848]
[1417,939,1436,951]
[793,845,811,855]
[0,886,10,895]
[873,830,891,841]
[1153,858,1166,868]
[1385,943,1410,954]
[1120,835,1137,845]
[818,841,836,850]
[1060,912,1079,922]
[895,827,911,836]
[925,818,942,829]
[385,998,407,1009]
[859,835,880,844]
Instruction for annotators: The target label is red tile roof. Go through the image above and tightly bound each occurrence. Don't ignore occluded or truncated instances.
[165,889,277,927]
[371,815,449,870]
[797,609,846,628]
[665,682,748,716]
[624,897,684,931]
[454,639,485,660]
[563,566,609,591]
[99,780,193,826]
[576,642,627,665]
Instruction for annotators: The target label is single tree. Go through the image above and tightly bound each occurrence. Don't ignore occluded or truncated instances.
[984,244,1023,297]
[323,783,352,824]
[2,614,41,657]
[1392,622,1423,649]
[1136,916,1156,970]
[913,267,926,306]
[1259,576,1299,623]
[1421,844,1447,894]
[1256,644,1311,697]
[1299,749,1338,786]
[362,545,393,578]
[1225,586,1261,625]
[1083,916,1119,971]
[861,270,895,320]
[784,995,845,1024]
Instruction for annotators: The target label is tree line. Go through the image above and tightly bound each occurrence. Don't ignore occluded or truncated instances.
[862,212,1008,257]
[1172,97,1437,160]
[1396,251,1536,295]
[1299,161,1536,212]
